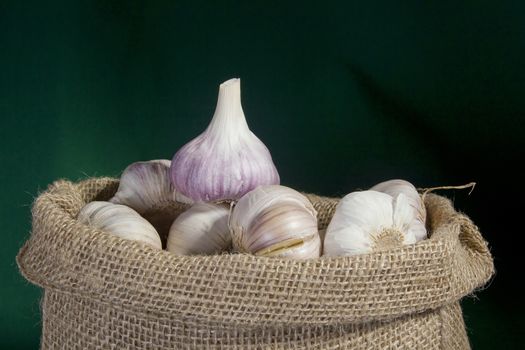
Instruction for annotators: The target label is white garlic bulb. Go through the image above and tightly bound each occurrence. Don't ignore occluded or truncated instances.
[166,202,231,255]
[110,159,192,212]
[77,201,162,249]
[170,78,280,202]
[369,179,427,241]
[230,185,320,259]
[323,191,417,257]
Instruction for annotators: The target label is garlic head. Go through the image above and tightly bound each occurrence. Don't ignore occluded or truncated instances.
[166,202,231,255]
[109,159,192,239]
[110,159,192,212]
[323,190,417,257]
[170,78,280,202]
[369,179,427,241]
[77,201,162,249]
[230,185,320,259]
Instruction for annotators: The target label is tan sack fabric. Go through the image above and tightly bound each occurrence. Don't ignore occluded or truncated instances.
[17,178,494,349]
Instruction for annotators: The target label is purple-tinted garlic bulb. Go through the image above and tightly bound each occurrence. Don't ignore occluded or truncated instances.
[230,185,321,259]
[110,160,192,239]
[170,78,280,202]
[111,160,192,213]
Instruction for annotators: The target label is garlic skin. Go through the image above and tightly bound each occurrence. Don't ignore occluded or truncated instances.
[323,191,417,257]
[110,159,192,213]
[166,202,231,255]
[77,201,162,249]
[369,179,427,241]
[170,78,280,202]
[262,232,321,259]
[230,185,320,259]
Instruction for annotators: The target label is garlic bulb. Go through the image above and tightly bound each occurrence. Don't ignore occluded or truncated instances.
[77,201,162,249]
[167,202,231,255]
[369,179,427,241]
[230,185,320,259]
[170,78,280,202]
[110,159,192,212]
[323,191,417,257]
[110,160,192,239]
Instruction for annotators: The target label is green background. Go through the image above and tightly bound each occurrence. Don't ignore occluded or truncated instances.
[2,1,523,348]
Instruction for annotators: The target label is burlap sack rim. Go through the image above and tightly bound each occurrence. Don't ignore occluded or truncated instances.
[17,177,494,329]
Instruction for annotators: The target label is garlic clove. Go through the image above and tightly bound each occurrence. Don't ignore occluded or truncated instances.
[110,159,192,213]
[170,78,280,202]
[392,193,417,245]
[369,179,427,241]
[392,193,412,232]
[408,220,426,243]
[328,221,377,256]
[230,185,320,259]
[166,202,231,256]
[323,190,418,257]
[77,201,162,249]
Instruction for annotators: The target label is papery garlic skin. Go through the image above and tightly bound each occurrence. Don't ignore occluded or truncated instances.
[230,185,320,259]
[231,185,317,230]
[370,179,427,241]
[170,78,280,202]
[263,233,321,259]
[167,202,231,255]
[77,201,162,249]
[110,159,192,213]
[323,191,417,257]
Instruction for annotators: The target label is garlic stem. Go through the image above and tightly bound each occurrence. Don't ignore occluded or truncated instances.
[206,78,249,136]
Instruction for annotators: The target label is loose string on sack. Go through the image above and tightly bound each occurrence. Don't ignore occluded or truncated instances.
[419,182,476,202]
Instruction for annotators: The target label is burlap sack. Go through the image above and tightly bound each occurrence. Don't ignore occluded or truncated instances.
[17,178,494,349]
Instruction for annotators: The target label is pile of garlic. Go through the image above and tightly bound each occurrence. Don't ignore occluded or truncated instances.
[76,78,428,259]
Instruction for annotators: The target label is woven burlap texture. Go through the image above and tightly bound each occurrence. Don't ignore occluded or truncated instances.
[17,178,494,349]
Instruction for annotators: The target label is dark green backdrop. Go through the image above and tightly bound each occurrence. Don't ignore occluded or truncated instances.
[2,1,523,348]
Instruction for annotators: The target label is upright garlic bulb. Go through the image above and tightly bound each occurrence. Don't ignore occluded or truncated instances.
[369,179,427,241]
[167,202,231,255]
[77,201,162,249]
[323,191,417,257]
[230,185,321,259]
[110,159,192,212]
[170,78,280,202]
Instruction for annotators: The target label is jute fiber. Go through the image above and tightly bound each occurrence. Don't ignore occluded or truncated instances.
[17,178,494,349]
